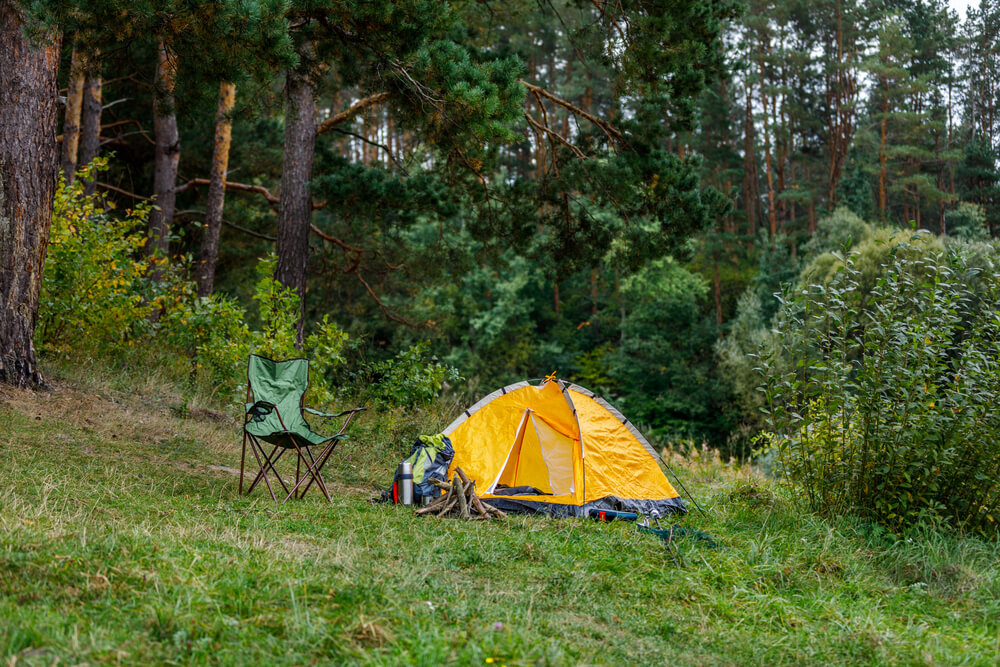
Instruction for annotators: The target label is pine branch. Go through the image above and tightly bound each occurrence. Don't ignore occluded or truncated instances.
[325,126,408,173]
[96,182,149,200]
[176,178,328,211]
[355,272,419,328]
[176,177,280,206]
[524,113,585,160]
[519,79,625,145]
[316,92,390,135]
[175,209,277,241]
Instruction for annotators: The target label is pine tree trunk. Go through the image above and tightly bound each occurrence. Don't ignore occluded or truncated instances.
[879,79,888,217]
[743,76,758,235]
[759,48,777,239]
[806,157,816,233]
[0,2,61,387]
[713,262,722,326]
[275,63,317,345]
[79,67,102,195]
[195,81,236,297]
[149,40,180,266]
[60,47,85,183]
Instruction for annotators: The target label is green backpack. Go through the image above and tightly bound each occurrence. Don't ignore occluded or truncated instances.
[383,434,455,503]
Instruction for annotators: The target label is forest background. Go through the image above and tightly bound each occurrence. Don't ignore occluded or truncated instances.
[5,0,1000,460]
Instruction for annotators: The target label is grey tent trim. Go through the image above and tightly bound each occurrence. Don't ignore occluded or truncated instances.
[564,382,661,463]
[442,380,531,436]
[486,494,687,518]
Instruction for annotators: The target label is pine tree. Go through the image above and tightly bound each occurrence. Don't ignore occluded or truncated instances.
[0,0,61,387]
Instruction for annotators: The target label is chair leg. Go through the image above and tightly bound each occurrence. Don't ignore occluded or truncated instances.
[303,445,332,501]
[282,440,311,503]
[245,436,292,501]
[247,443,288,495]
[296,439,339,498]
[283,439,331,503]
[240,430,247,495]
[247,437,277,502]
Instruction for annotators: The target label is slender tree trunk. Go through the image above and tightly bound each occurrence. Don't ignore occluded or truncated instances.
[776,41,788,228]
[148,40,180,266]
[615,270,625,345]
[195,81,236,297]
[759,47,777,239]
[79,68,102,195]
[879,79,888,217]
[0,2,61,387]
[275,63,317,345]
[713,262,722,326]
[743,75,758,235]
[60,47,85,183]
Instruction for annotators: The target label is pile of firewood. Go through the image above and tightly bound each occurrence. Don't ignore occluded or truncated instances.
[415,467,506,520]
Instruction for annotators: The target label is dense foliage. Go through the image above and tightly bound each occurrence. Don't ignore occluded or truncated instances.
[741,227,1000,534]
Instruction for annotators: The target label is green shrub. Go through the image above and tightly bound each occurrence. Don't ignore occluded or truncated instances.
[758,237,1000,534]
[38,161,155,355]
[356,341,461,409]
[945,202,990,242]
[161,255,349,408]
[608,257,729,445]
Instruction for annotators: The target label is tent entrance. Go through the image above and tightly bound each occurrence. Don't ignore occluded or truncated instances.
[488,409,577,496]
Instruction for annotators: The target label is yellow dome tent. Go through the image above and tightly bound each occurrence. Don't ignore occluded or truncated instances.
[443,378,686,517]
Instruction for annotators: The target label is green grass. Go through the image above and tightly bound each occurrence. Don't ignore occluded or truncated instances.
[2,366,999,665]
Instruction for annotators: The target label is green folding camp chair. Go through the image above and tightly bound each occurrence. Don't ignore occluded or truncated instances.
[240,354,364,503]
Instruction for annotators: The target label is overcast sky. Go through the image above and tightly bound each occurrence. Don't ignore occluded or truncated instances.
[949,0,976,18]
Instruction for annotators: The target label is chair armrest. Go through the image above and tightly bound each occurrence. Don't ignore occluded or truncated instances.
[304,407,367,419]
[246,400,276,417]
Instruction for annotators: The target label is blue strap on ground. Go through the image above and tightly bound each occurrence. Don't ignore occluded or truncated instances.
[638,524,721,549]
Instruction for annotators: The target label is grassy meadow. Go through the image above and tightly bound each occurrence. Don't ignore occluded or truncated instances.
[1,363,999,666]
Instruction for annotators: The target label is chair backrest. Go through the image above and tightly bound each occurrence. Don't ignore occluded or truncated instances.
[247,355,310,430]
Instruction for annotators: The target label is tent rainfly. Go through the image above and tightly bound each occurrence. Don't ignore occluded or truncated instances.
[443,378,686,517]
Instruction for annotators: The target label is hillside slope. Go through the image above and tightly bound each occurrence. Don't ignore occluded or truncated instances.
[1,372,998,665]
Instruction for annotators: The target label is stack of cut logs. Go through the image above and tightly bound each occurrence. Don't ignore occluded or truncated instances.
[415,467,506,520]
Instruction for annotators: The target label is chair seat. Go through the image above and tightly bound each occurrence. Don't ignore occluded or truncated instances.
[250,427,346,448]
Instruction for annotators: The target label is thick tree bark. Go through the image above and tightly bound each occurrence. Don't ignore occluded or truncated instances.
[61,47,85,183]
[79,66,102,195]
[0,2,61,387]
[275,64,317,344]
[148,40,180,265]
[195,81,236,297]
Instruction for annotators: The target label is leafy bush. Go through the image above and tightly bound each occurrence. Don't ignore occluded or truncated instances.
[945,202,990,242]
[721,223,947,435]
[151,255,350,407]
[758,236,1000,534]
[38,161,155,354]
[357,341,462,409]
